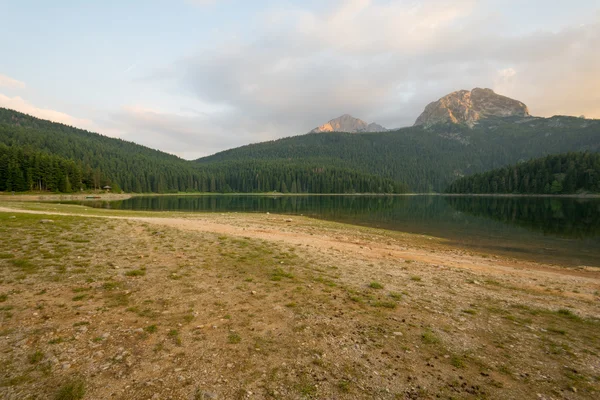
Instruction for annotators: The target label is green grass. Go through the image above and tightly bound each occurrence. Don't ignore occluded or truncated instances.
[9,258,37,273]
[450,355,466,369]
[421,329,440,344]
[228,332,241,344]
[144,325,158,333]
[388,291,402,301]
[125,269,146,277]
[372,300,396,309]
[270,268,294,281]
[28,350,44,364]
[556,309,581,321]
[410,276,422,282]
[54,379,85,400]
[369,281,384,289]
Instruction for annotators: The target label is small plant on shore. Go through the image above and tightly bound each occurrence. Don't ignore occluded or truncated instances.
[388,292,402,301]
[450,355,465,369]
[372,300,396,309]
[410,276,422,282]
[144,325,158,333]
[421,329,439,344]
[125,268,146,277]
[28,350,44,364]
[228,332,241,344]
[54,379,85,400]
[369,282,384,289]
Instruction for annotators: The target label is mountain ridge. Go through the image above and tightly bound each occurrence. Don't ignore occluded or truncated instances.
[311,114,387,133]
[415,88,530,128]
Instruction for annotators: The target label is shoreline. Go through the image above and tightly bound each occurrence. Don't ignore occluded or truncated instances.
[0,202,599,399]
[1,191,599,201]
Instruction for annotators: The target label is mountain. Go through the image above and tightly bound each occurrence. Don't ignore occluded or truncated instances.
[311,114,387,133]
[198,115,600,192]
[446,152,600,194]
[0,108,405,194]
[414,88,530,127]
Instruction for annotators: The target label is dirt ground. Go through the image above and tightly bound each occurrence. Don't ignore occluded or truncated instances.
[0,203,598,399]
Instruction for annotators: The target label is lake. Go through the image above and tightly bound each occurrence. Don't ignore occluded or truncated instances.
[64,195,600,267]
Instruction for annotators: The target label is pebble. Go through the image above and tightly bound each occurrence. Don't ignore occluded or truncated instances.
[393,332,403,336]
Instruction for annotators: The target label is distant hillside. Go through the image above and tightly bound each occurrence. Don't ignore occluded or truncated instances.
[446,152,600,194]
[0,108,406,194]
[198,115,600,192]
[0,108,203,192]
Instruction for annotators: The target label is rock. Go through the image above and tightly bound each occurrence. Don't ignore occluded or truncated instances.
[311,114,388,133]
[8,216,16,219]
[393,332,403,336]
[39,219,55,224]
[251,291,257,295]
[414,88,530,128]
[285,218,293,223]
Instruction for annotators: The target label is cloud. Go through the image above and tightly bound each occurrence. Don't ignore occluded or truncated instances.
[0,74,26,89]
[185,0,219,6]
[100,105,269,159]
[142,0,597,157]
[9,1,593,160]
[0,93,96,130]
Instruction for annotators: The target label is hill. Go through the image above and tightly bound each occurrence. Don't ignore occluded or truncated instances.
[445,152,600,194]
[0,108,405,194]
[198,115,600,192]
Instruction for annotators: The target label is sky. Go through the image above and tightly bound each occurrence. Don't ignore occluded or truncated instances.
[0,0,599,159]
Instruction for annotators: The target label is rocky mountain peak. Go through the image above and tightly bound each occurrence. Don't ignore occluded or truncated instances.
[414,88,530,128]
[311,114,387,133]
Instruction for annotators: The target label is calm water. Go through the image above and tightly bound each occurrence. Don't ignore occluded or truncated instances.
[66,195,600,267]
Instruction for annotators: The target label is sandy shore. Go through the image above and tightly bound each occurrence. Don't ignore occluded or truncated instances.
[0,203,598,399]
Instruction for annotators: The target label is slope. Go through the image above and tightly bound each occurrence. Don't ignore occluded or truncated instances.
[197,116,600,192]
[446,152,600,194]
[0,108,406,194]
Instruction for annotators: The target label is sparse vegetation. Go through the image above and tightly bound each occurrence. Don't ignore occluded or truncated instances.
[54,379,85,400]
[0,205,598,399]
[368,281,383,289]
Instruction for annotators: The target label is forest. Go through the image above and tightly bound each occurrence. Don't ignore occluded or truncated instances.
[445,152,600,194]
[1,107,600,194]
[0,109,405,193]
[197,115,600,192]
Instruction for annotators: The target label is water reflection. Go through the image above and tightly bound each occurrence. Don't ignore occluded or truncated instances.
[62,195,600,267]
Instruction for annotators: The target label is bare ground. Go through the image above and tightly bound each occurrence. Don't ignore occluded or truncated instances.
[0,204,599,399]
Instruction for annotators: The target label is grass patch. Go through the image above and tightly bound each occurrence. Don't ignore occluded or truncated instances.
[9,258,37,273]
[144,325,158,333]
[54,379,85,400]
[372,300,397,309]
[450,355,466,369]
[28,350,44,364]
[228,332,241,344]
[410,276,422,282]
[556,309,581,321]
[388,292,402,301]
[421,329,440,344]
[547,327,567,335]
[369,281,384,289]
[125,269,146,277]
[270,268,294,281]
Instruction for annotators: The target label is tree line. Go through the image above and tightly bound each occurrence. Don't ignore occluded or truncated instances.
[445,152,600,194]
